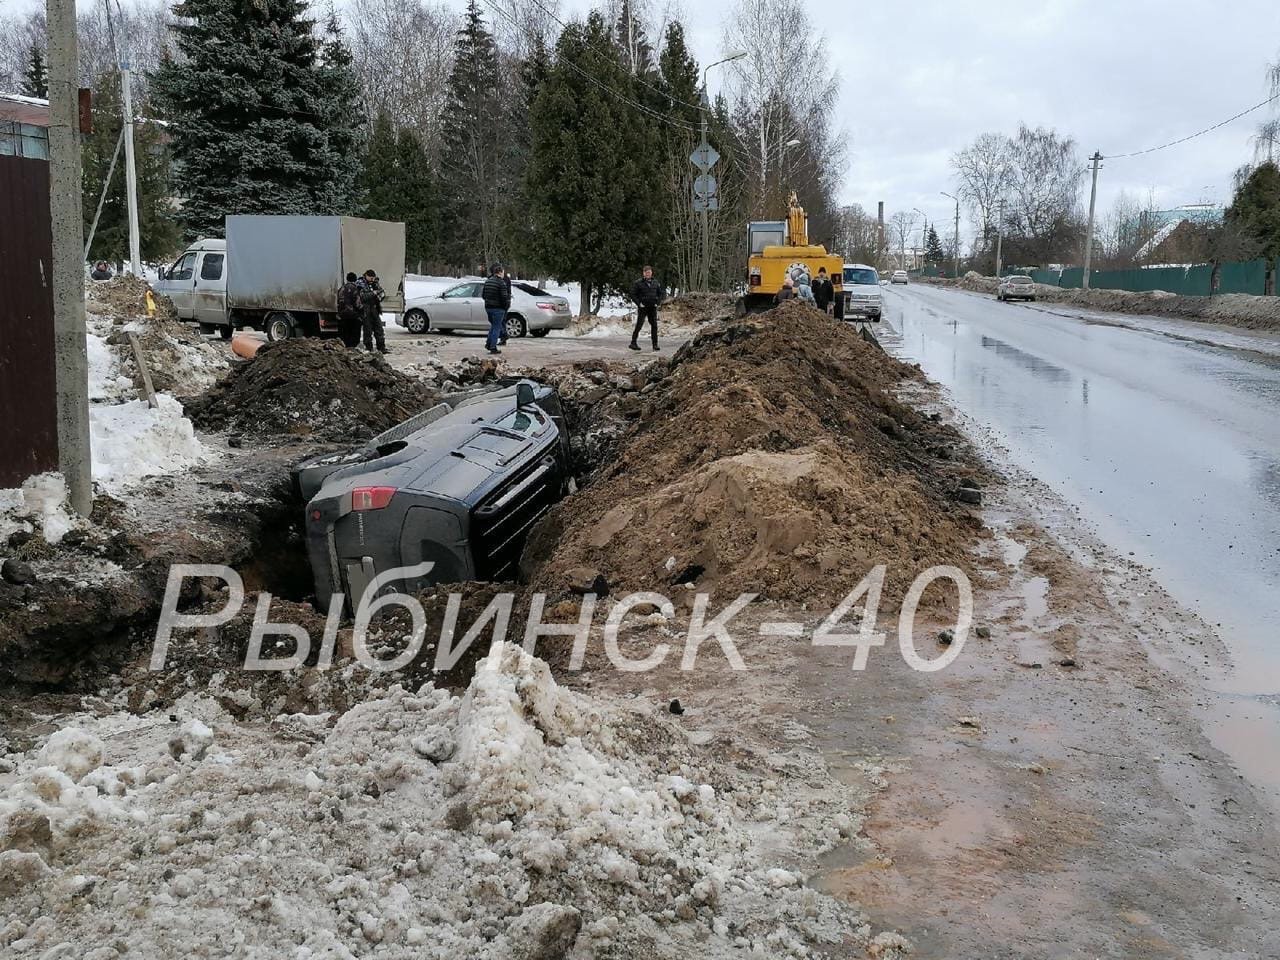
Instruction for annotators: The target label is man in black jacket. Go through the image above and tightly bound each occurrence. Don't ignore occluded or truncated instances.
[630,266,662,352]
[482,264,511,355]
[357,269,387,353]
[813,267,835,315]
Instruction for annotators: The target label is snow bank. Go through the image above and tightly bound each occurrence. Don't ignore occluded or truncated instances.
[0,644,876,958]
[89,395,207,492]
[0,473,79,545]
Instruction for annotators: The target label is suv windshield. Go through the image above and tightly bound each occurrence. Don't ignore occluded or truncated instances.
[844,268,879,285]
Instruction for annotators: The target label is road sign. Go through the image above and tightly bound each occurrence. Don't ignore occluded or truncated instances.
[693,174,718,200]
[693,197,719,212]
[689,141,720,172]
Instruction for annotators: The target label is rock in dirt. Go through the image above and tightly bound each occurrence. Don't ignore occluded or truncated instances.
[669,698,685,716]
[184,338,434,443]
[0,559,34,586]
[956,487,983,505]
[509,903,582,960]
[565,567,608,596]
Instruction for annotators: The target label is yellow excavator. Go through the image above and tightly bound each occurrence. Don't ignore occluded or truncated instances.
[735,193,844,317]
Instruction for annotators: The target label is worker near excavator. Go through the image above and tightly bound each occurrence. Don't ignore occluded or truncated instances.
[630,266,663,352]
[774,277,795,305]
[813,267,835,315]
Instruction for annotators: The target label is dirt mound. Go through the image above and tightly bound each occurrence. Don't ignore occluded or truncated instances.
[662,292,737,328]
[524,303,984,607]
[185,338,434,443]
[86,277,231,396]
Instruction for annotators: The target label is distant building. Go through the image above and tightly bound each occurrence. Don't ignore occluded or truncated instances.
[1136,203,1224,263]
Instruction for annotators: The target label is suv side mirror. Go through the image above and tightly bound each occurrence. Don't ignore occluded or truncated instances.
[516,382,535,410]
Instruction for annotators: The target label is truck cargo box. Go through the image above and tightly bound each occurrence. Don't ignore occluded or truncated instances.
[226,215,406,314]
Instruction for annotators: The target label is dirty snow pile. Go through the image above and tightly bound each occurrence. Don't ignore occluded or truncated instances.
[78,281,214,490]
[0,473,80,546]
[89,395,207,492]
[0,644,889,959]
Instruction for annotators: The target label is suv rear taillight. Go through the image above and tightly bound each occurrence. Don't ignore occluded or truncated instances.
[351,486,396,511]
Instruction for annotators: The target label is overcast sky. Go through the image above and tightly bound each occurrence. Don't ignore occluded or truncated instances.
[24,0,1280,242]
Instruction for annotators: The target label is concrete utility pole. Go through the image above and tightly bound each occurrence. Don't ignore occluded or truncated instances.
[1082,152,1103,291]
[121,64,142,276]
[877,201,885,270]
[695,51,745,291]
[941,191,960,278]
[47,0,92,515]
[995,198,1006,278]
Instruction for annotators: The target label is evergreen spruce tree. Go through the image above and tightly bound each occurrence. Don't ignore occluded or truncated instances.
[21,44,48,99]
[395,127,438,270]
[358,112,437,270]
[614,0,654,76]
[360,113,402,222]
[655,22,701,287]
[925,225,945,265]
[438,0,503,270]
[506,38,551,273]
[152,0,365,238]
[1225,160,1280,260]
[314,12,366,216]
[526,12,667,313]
[81,73,180,262]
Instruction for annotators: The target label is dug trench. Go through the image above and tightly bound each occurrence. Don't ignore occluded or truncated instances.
[4,306,1278,956]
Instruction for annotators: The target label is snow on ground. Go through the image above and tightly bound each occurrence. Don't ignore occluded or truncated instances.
[0,644,880,959]
[0,474,79,546]
[89,395,208,493]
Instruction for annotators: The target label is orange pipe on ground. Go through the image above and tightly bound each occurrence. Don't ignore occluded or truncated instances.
[231,333,262,360]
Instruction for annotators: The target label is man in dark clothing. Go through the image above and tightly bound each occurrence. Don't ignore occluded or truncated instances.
[357,269,388,354]
[337,272,363,347]
[499,272,513,346]
[630,266,662,352]
[482,264,511,355]
[90,260,113,281]
[774,277,795,305]
[813,267,835,315]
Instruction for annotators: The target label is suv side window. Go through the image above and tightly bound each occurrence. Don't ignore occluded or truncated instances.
[170,252,196,281]
[200,253,224,281]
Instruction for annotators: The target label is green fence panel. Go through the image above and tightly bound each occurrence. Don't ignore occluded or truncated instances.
[1216,259,1268,295]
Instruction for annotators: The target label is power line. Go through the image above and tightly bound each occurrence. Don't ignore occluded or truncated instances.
[476,0,701,133]
[1108,91,1280,159]
[509,0,708,114]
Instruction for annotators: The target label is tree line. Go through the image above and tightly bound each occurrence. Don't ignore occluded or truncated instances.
[941,51,1280,276]
[0,0,847,308]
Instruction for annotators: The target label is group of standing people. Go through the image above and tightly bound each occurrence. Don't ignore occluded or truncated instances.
[774,266,836,314]
[338,269,388,353]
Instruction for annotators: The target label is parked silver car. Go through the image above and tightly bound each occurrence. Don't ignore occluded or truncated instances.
[399,281,572,338]
[890,270,909,285]
[997,275,1037,302]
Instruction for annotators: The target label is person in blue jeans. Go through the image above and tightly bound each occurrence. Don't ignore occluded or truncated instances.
[481,263,511,355]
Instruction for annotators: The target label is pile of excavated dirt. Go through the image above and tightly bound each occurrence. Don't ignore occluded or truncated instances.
[933,274,1280,331]
[86,278,230,397]
[185,339,435,443]
[524,303,985,608]
[661,292,737,328]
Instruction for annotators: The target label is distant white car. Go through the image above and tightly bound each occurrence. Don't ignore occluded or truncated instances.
[997,275,1037,302]
[891,270,909,284]
[399,280,572,338]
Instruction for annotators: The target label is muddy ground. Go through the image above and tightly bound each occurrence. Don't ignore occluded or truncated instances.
[2,305,1278,957]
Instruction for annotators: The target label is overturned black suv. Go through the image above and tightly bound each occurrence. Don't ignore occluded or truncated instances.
[294,380,570,613]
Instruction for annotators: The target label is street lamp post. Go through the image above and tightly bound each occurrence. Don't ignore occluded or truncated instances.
[696,51,746,291]
[940,191,960,279]
[912,207,926,270]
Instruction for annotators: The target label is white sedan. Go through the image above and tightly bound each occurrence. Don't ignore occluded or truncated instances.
[399,280,573,338]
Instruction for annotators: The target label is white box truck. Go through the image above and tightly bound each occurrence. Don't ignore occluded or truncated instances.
[154,215,406,342]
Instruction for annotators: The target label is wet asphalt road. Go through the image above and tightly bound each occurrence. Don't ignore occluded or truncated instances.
[879,283,1280,789]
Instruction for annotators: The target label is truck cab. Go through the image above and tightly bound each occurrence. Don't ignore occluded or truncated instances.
[155,238,230,337]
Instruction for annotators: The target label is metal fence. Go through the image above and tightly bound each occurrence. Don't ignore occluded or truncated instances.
[0,155,59,487]
[1025,259,1275,296]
